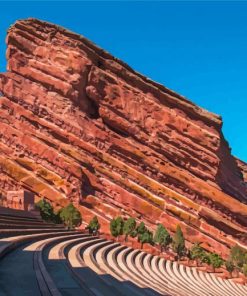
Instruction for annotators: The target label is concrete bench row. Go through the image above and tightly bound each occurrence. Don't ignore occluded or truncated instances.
[61,237,247,296]
[1,222,247,296]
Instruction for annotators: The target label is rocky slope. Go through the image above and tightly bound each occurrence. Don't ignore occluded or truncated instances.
[0,18,246,257]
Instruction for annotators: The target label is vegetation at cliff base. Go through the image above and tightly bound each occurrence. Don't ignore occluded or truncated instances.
[87,216,101,235]
[59,203,82,229]
[36,198,61,223]
[107,216,247,279]
[123,217,136,242]
[110,216,124,240]
[154,223,172,251]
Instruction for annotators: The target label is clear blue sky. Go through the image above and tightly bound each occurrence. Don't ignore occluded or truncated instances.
[0,1,246,162]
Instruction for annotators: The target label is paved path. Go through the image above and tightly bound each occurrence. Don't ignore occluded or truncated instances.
[0,243,41,296]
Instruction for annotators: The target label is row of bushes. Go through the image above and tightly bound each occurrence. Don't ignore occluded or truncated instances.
[109,216,247,276]
[35,199,82,229]
[190,243,247,276]
[36,199,101,235]
[35,201,247,277]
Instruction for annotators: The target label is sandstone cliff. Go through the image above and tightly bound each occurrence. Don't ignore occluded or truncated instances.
[0,18,246,257]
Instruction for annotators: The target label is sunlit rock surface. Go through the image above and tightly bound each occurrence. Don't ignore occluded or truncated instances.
[0,18,246,258]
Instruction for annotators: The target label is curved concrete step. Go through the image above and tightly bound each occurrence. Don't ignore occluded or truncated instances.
[139,252,170,295]
[212,274,242,296]
[203,271,233,296]
[0,230,76,259]
[229,278,247,295]
[0,228,68,238]
[177,263,209,296]
[191,267,221,296]
[48,234,92,260]
[147,255,180,296]
[0,216,55,225]
[157,258,192,296]
[116,247,161,296]
[169,261,202,296]
[1,232,79,296]
[68,237,116,296]
[126,249,166,295]
[128,250,164,291]
[0,224,65,229]
[1,225,247,296]
[106,244,154,296]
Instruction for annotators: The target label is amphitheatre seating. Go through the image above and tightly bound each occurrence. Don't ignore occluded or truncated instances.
[0,208,247,296]
[64,238,247,296]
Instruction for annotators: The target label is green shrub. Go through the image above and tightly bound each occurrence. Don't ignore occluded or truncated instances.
[59,203,82,229]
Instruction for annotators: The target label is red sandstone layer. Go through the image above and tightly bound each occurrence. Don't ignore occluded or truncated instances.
[0,18,246,257]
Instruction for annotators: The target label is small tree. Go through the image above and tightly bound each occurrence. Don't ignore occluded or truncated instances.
[110,216,124,241]
[230,245,245,268]
[139,230,153,249]
[36,199,54,222]
[123,217,136,242]
[209,253,223,272]
[87,216,100,235]
[154,224,172,252]
[225,260,235,277]
[60,203,82,230]
[172,225,186,260]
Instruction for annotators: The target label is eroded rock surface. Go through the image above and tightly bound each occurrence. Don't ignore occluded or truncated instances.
[0,18,246,257]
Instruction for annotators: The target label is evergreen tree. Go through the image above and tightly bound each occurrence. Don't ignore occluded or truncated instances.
[59,203,82,229]
[87,216,100,235]
[172,225,186,260]
[123,217,136,242]
[154,224,172,251]
[110,216,124,241]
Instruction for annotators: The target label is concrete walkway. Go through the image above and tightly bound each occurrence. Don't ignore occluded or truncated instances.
[0,243,41,296]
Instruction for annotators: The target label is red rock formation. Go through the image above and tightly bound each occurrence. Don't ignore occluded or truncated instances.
[236,158,247,184]
[0,18,246,257]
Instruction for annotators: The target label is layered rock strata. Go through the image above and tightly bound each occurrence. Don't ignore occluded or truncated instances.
[0,18,246,257]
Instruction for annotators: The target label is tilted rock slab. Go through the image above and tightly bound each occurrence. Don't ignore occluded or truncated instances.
[0,18,246,257]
